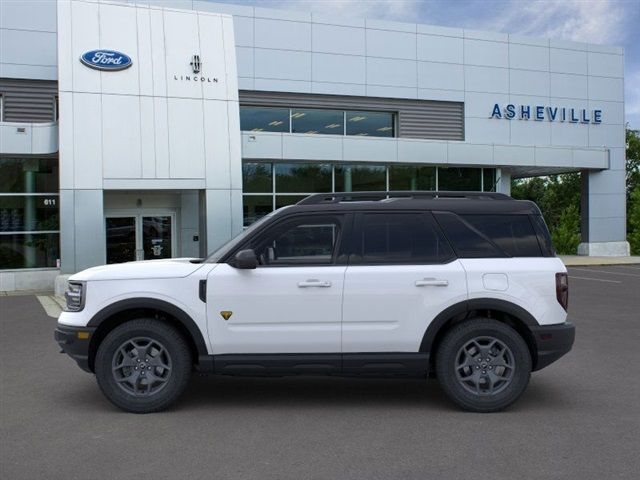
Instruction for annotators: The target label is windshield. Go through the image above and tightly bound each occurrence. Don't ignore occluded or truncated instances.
[204,210,280,263]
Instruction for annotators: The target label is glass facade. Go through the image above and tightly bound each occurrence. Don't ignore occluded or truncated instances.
[240,106,395,138]
[242,162,497,226]
[0,157,60,269]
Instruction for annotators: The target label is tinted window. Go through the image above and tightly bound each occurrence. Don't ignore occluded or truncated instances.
[352,213,454,264]
[438,167,482,191]
[389,165,436,191]
[335,165,386,192]
[291,109,343,135]
[530,215,555,256]
[462,215,542,257]
[240,107,289,132]
[250,215,342,266]
[433,212,504,258]
[275,163,332,193]
[345,111,394,137]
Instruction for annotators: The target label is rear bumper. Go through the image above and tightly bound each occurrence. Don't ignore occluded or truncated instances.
[54,325,96,373]
[530,322,575,371]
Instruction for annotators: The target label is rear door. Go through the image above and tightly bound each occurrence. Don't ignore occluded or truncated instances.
[341,212,467,353]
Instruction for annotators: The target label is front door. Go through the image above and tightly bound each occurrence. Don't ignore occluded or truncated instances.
[105,213,175,264]
[206,214,347,355]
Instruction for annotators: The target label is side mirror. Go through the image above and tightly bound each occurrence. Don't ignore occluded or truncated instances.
[232,249,258,269]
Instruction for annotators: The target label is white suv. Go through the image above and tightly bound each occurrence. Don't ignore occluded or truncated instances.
[55,191,574,413]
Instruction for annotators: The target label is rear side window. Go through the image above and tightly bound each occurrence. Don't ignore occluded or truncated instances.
[433,212,504,258]
[351,213,454,264]
[530,215,555,256]
[462,214,542,257]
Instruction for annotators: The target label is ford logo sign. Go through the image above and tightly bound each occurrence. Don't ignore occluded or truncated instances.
[80,50,132,71]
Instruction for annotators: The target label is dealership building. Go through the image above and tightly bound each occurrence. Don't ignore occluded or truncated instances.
[0,0,629,291]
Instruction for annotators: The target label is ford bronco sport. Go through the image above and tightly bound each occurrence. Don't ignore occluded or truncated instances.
[55,191,575,413]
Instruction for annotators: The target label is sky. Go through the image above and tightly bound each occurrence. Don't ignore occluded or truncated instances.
[213,0,640,129]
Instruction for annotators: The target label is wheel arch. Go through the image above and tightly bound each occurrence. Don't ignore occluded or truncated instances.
[421,299,539,371]
[86,298,208,373]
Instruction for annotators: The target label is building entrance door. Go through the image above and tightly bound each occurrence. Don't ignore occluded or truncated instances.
[105,213,176,264]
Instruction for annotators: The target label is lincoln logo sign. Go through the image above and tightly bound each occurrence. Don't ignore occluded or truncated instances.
[490,104,602,124]
[80,50,132,71]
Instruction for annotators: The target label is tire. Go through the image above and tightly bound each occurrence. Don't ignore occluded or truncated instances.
[435,318,531,413]
[95,319,192,413]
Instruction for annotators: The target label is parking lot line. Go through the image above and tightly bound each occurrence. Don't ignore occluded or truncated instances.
[570,267,640,278]
[568,275,622,284]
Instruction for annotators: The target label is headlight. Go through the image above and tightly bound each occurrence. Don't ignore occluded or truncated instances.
[64,281,86,312]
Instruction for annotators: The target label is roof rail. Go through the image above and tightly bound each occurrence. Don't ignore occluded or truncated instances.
[297,191,512,205]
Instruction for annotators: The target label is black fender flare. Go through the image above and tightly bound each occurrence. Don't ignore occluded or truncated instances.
[419,298,539,353]
[87,298,209,357]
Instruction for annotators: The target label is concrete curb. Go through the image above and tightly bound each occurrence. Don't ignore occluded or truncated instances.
[559,255,640,266]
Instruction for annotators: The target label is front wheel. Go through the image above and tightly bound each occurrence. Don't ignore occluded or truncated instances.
[95,319,192,413]
[435,318,531,412]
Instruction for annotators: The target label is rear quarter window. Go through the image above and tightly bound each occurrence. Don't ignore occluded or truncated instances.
[461,214,542,257]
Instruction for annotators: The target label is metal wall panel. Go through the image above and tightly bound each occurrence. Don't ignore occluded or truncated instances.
[0,78,57,123]
[239,90,464,140]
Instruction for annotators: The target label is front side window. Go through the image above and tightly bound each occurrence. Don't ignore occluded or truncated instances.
[352,213,454,264]
[248,215,343,266]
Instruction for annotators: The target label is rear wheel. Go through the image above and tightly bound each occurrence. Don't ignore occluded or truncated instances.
[435,318,531,412]
[95,319,192,413]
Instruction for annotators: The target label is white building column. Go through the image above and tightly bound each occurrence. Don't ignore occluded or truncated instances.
[495,168,511,196]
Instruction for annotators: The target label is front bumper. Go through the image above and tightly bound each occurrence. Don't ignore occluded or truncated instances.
[54,325,96,373]
[530,321,575,371]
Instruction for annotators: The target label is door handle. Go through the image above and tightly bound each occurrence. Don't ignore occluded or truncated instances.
[415,278,449,287]
[297,279,332,288]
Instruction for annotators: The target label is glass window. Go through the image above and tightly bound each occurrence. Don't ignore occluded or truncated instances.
[389,165,436,191]
[335,165,386,192]
[275,163,332,193]
[346,111,394,137]
[353,213,454,264]
[291,109,343,135]
[530,215,555,256]
[438,167,482,191]
[242,163,272,193]
[462,215,542,257]
[275,195,307,209]
[243,195,273,227]
[251,215,342,266]
[433,212,504,258]
[483,168,496,192]
[240,106,289,133]
[0,196,59,232]
[0,158,59,193]
[0,233,59,269]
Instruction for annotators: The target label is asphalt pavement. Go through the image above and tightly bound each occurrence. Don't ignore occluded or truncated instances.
[1,265,639,480]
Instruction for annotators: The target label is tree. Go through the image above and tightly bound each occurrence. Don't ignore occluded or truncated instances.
[626,128,640,198]
[628,187,640,255]
[551,204,581,254]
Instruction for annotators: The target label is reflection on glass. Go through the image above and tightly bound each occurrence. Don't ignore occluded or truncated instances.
[275,164,331,193]
[106,217,136,264]
[0,233,59,268]
[275,195,307,209]
[291,109,343,135]
[483,168,496,192]
[243,195,273,227]
[0,158,59,193]
[438,167,482,191]
[0,196,59,232]
[240,107,290,132]
[335,165,386,192]
[143,216,172,260]
[346,111,394,137]
[243,163,273,193]
[389,166,436,191]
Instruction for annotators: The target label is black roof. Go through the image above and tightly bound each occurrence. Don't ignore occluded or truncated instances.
[278,191,541,216]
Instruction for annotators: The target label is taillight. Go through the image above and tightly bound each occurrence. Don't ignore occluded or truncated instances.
[556,272,569,311]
